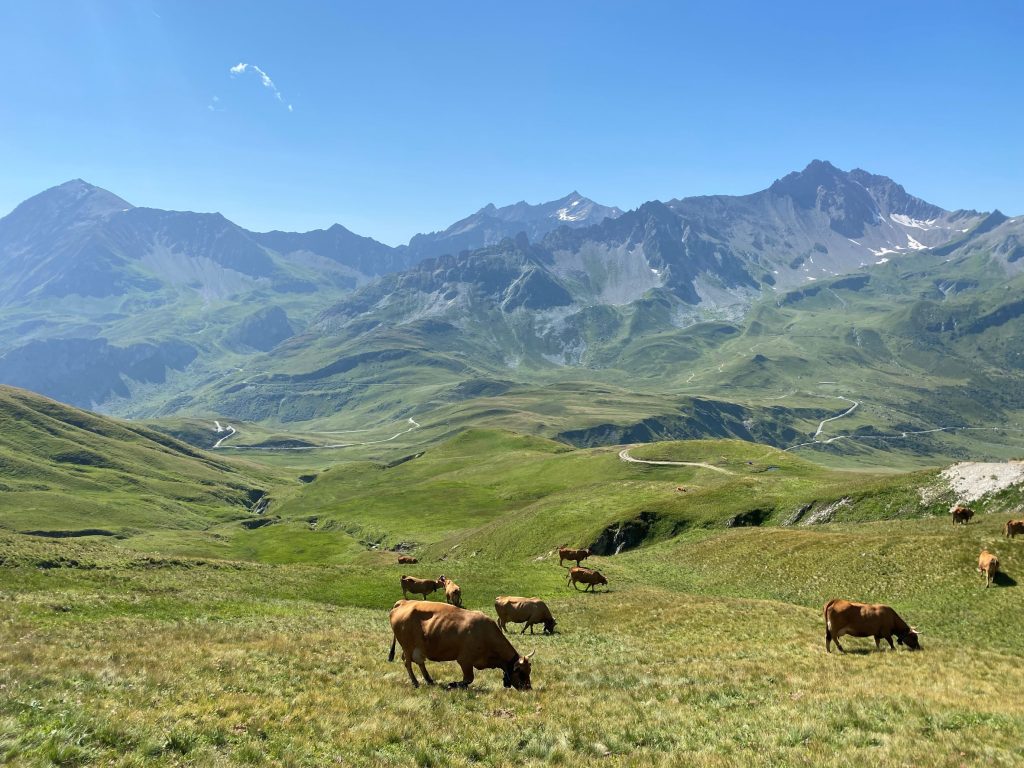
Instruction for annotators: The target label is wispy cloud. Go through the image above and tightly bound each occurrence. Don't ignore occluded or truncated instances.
[229,62,293,112]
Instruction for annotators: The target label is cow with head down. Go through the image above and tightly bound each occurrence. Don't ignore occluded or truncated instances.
[443,577,463,608]
[495,596,556,635]
[388,600,534,689]
[951,505,975,525]
[400,575,445,600]
[1005,519,1024,539]
[567,566,608,592]
[824,599,921,653]
[978,550,1000,588]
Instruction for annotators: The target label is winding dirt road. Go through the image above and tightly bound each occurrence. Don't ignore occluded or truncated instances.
[211,418,420,451]
[618,447,734,474]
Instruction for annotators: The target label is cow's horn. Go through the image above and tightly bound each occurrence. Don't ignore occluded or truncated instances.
[525,650,536,660]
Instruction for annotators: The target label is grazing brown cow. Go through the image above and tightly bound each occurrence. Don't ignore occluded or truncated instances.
[951,505,975,525]
[823,599,921,653]
[567,566,608,592]
[1005,519,1024,539]
[444,577,463,608]
[558,546,591,567]
[388,601,534,689]
[494,596,556,635]
[397,555,418,565]
[978,550,1000,588]
[400,575,445,600]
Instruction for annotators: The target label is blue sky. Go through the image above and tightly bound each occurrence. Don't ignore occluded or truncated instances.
[1,1,1022,245]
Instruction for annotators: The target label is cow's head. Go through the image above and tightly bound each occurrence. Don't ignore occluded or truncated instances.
[897,628,922,651]
[503,651,534,690]
[542,618,557,635]
[596,573,608,585]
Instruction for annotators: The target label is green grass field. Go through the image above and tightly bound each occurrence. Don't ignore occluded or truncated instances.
[3,395,1024,766]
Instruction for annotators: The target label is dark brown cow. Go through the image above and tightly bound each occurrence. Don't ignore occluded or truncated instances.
[951,505,975,525]
[388,601,534,689]
[567,566,608,592]
[1005,519,1024,539]
[397,555,418,565]
[400,575,444,600]
[494,596,556,635]
[978,550,1000,588]
[558,546,591,567]
[444,578,463,608]
[823,599,921,653]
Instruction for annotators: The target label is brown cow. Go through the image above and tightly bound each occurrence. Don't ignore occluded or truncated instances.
[951,505,975,525]
[567,566,608,592]
[558,546,591,567]
[397,555,418,565]
[823,599,921,653]
[494,596,556,635]
[444,577,463,608]
[400,575,445,600]
[388,601,534,689]
[978,550,1000,588]
[1005,519,1024,539]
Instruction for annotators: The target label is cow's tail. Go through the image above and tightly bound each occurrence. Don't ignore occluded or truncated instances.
[388,633,397,662]
[823,599,837,631]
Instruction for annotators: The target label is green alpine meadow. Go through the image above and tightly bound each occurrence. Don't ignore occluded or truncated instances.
[4,4,1024,766]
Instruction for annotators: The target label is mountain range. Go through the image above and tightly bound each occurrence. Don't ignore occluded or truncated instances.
[4,161,1024,464]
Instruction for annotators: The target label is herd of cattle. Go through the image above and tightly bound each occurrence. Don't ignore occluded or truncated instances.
[386,506,1023,689]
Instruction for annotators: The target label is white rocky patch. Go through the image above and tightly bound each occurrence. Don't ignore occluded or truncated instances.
[891,213,938,230]
[935,461,1024,503]
[906,235,927,250]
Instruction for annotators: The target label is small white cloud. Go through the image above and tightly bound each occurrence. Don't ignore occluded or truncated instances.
[229,62,291,111]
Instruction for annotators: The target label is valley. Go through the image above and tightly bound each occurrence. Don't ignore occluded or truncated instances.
[4,162,1023,470]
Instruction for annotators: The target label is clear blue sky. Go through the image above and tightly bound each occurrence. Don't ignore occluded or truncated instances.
[2,1,1022,244]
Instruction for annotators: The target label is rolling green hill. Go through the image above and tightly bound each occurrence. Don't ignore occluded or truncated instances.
[0,385,291,536]
[2,423,1024,765]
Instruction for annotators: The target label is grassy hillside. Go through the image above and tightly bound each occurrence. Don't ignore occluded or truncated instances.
[0,385,292,536]
[3,426,1024,764]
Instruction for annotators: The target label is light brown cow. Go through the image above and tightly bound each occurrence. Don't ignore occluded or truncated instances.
[567,566,608,592]
[400,575,445,600]
[494,596,556,635]
[444,577,463,608]
[397,555,418,565]
[1005,519,1024,539]
[388,600,534,689]
[978,550,1000,588]
[823,599,921,653]
[951,505,975,525]
[558,546,591,567]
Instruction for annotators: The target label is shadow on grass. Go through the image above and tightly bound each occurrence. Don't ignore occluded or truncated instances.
[993,571,1017,587]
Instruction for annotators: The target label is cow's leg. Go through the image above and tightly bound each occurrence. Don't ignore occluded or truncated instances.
[446,662,474,690]
[402,654,419,688]
[832,630,846,653]
[885,636,895,650]
[825,628,832,653]
[520,622,528,635]
[874,636,881,650]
